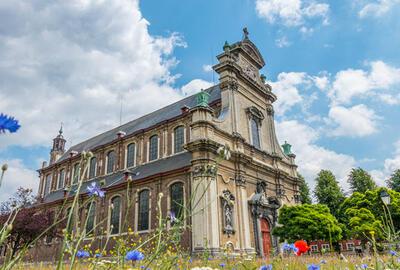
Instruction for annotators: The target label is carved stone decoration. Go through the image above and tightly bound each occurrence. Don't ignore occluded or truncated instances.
[246,106,264,123]
[192,164,217,178]
[235,174,246,186]
[220,189,235,236]
[228,79,239,91]
[266,105,274,116]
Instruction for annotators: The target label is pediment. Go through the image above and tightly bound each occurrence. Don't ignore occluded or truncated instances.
[240,39,265,69]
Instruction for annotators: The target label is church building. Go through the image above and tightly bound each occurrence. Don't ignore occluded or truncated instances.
[33,29,300,261]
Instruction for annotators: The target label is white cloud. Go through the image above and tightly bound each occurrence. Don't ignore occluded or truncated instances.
[329,61,400,105]
[268,72,309,115]
[180,79,213,96]
[0,159,38,203]
[275,36,291,48]
[370,139,400,186]
[328,104,379,137]
[202,64,213,73]
[0,0,190,150]
[359,0,400,18]
[255,0,329,27]
[276,120,356,190]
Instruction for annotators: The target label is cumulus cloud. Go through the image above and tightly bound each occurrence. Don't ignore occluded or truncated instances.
[202,64,213,72]
[328,104,379,137]
[180,79,213,96]
[0,0,191,150]
[329,61,400,105]
[0,159,38,203]
[370,139,400,186]
[359,0,400,18]
[255,0,329,27]
[276,120,356,190]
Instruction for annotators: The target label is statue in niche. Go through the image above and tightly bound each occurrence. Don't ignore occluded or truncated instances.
[220,190,235,236]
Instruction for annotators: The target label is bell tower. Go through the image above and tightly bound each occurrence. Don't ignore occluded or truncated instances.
[49,124,66,165]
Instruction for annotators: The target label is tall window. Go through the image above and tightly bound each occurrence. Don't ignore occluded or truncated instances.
[86,202,96,235]
[72,163,80,184]
[66,207,73,233]
[170,182,184,220]
[174,126,185,153]
[138,190,150,231]
[126,143,136,168]
[110,196,121,235]
[57,169,65,190]
[149,135,158,161]
[89,157,97,179]
[251,118,261,149]
[44,174,52,195]
[106,151,115,174]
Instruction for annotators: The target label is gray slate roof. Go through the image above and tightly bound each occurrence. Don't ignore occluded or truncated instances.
[57,85,221,163]
[43,152,192,203]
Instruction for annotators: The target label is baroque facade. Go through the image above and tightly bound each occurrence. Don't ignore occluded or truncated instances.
[32,30,299,261]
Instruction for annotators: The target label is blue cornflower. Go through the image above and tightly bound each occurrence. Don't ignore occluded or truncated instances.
[189,257,193,263]
[390,250,397,256]
[219,263,226,268]
[125,250,144,261]
[94,253,102,258]
[76,250,90,258]
[307,264,320,270]
[282,243,298,253]
[259,264,273,270]
[361,264,368,269]
[0,114,20,134]
[87,182,105,197]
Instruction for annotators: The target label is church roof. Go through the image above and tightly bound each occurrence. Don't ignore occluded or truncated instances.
[42,151,192,204]
[57,85,221,163]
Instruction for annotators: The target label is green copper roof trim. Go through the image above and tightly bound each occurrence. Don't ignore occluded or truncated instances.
[223,41,231,51]
[196,90,210,107]
[282,141,292,155]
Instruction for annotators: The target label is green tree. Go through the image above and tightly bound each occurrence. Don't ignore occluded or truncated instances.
[347,167,377,194]
[387,169,400,192]
[314,170,345,217]
[272,204,342,243]
[338,188,400,240]
[298,174,312,204]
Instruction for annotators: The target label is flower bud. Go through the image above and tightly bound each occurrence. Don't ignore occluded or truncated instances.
[1,164,8,171]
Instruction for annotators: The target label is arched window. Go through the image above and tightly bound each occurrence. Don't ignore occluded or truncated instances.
[44,174,52,195]
[251,118,261,149]
[86,202,96,235]
[170,182,184,220]
[66,207,73,233]
[106,151,115,174]
[110,196,121,235]
[57,169,65,190]
[174,126,185,153]
[126,143,136,168]
[89,157,97,179]
[149,135,158,161]
[72,163,80,184]
[138,189,150,231]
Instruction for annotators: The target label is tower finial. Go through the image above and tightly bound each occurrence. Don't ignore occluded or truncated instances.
[59,122,63,135]
[243,27,249,40]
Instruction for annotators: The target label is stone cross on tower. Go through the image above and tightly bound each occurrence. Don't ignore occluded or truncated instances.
[242,27,249,39]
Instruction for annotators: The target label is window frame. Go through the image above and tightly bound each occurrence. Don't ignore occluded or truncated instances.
[44,174,52,195]
[169,181,185,224]
[250,117,261,149]
[85,201,96,236]
[72,163,80,185]
[126,143,136,168]
[148,135,159,162]
[57,169,65,190]
[88,157,97,179]
[109,195,122,235]
[106,150,115,174]
[173,126,185,154]
[137,189,150,232]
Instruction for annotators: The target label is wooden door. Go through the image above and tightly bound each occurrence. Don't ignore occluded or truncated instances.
[260,218,271,257]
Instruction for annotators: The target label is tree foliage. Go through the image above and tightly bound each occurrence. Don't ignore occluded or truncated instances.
[387,169,400,192]
[347,168,377,194]
[0,187,36,214]
[298,174,312,204]
[314,170,345,217]
[338,188,400,240]
[272,204,342,243]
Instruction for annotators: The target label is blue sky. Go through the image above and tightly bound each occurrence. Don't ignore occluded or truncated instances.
[0,0,399,202]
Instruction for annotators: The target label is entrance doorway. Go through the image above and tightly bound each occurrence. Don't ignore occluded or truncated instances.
[260,218,272,257]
